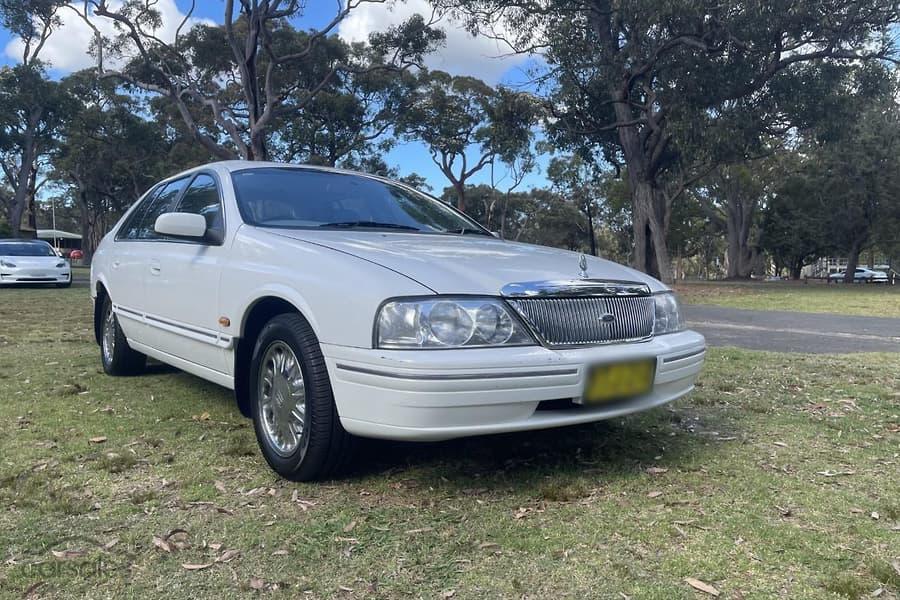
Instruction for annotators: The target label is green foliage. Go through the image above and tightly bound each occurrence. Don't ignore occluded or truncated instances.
[50,70,210,257]
[82,1,444,161]
[763,97,900,278]
[399,70,540,210]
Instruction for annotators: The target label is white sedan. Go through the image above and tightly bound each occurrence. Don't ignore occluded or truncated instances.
[828,268,889,283]
[90,162,706,480]
[0,239,71,287]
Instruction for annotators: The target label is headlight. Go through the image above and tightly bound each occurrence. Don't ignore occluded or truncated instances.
[0,259,15,268]
[376,297,535,348]
[56,261,67,269]
[653,292,684,335]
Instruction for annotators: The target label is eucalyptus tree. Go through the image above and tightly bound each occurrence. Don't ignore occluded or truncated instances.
[52,73,208,260]
[439,0,900,282]
[0,0,68,238]
[72,0,443,162]
[398,70,539,212]
[546,154,603,256]
[0,66,72,238]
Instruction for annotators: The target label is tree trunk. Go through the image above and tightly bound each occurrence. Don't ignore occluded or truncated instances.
[630,180,673,282]
[790,260,803,280]
[725,208,754,279]
[77,188,95,263]
[453,182,466,212]
[584,202,597,256]
[843,239,865,283]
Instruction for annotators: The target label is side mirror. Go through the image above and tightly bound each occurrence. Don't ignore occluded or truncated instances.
[155,212,207,239]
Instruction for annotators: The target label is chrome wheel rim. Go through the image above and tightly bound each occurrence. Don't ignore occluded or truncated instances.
[258,341,307,457]
[102,305,116,364]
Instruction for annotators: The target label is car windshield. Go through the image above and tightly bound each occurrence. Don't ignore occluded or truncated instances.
[231,167,489,234]
[0,242,56,257]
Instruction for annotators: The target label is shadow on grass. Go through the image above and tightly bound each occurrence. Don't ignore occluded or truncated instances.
[134,366,725,491]
[348,409,712,491]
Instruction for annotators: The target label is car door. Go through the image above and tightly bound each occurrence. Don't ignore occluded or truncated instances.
[104,185,164,343]
[139,172,229,374]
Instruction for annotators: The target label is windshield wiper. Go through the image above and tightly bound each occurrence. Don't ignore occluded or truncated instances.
[319,221,422,231]
[455,227,492,236]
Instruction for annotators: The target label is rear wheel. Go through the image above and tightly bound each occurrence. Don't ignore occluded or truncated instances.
[100,296,146,375]
[249,313,355,481]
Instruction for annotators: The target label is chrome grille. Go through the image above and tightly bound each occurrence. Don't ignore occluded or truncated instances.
[507,295,654,347]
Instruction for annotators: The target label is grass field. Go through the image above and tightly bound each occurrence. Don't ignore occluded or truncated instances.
[675,281,900,318]
[0,287,898,599]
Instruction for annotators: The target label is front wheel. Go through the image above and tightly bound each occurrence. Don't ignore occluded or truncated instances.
[249,313,355,481]
[100,297,146,375]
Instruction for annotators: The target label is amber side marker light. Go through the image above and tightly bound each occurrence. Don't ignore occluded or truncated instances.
[218,317,231,327]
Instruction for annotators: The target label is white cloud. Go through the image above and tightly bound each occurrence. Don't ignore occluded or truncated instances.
[3,0,210,73]
[338,0,529,84]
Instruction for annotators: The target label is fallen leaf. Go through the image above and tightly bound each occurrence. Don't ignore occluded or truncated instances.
[871,512,880,520]
[181,563,213,571]
[338,585,354,592]
[51,549,86,560]
[214,480,227,494]
[271,550,288,556]
[249,577,265,590]
[22,582,44,598]
[646,467,669,475]
[647,491,664,499]
[89,436,107,444]
[404,527,433,535]
[343,520,357,533]
[441,591,456,598]
[478,541,500,550]
[152,536,172,553]
[216,549,241,563]
[103,538,119,550]
[684,577,720,597]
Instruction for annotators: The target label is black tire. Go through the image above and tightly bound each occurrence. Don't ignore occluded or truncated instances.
[99,296,146,376]
[249,313,355,481]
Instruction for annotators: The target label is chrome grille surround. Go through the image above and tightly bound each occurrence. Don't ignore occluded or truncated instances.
[502,280,654,348]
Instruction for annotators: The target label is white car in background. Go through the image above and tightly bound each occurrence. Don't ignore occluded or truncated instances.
[0,239,71,288]
[90,161,706,481]
[828,267,889,283]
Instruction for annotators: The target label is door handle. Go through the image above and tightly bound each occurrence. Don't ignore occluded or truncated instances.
[149,260,161,276]
[111,260,120,270]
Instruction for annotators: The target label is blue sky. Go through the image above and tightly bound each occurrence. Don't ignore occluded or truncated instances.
[0,0,552,194]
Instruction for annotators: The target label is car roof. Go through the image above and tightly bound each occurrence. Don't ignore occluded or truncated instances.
[0,239,51,244]
[154,160,396,188]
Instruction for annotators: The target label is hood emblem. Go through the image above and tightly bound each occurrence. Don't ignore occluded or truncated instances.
[578,254,589,279]
[599,312,615,323]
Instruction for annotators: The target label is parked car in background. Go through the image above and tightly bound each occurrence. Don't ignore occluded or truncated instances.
[91,161,706,481]
[0,239,71,288]
[828,268,889,283]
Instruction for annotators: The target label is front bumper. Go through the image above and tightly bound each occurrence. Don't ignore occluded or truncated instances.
[0,268,70,285]
[323,329,706,441]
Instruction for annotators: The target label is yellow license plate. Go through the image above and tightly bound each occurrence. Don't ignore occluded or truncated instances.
[583,360,655,405]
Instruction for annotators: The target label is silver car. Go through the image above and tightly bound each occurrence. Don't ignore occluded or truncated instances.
[0,240,72,288]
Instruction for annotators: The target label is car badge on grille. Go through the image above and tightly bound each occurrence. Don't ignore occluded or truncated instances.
[578,254,589,279]
[599,313,615,323]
